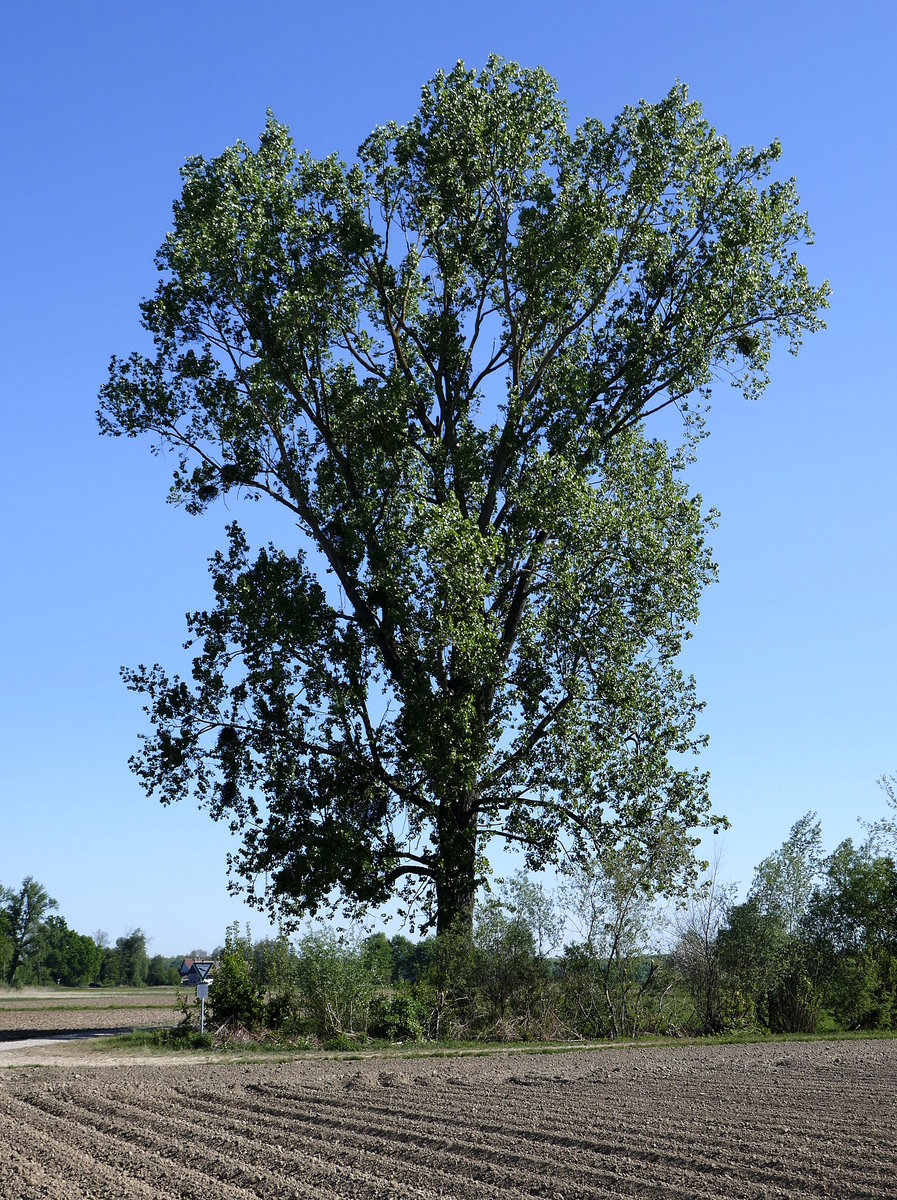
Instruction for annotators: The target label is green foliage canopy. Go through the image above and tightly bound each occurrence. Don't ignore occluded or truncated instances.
[99,59,827,935]
[805,839,897,1029]
[39,916,104,986]
[718,814,825,1032]
[1,877,58,985]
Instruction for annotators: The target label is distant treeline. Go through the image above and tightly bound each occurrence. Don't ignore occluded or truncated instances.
[0,879,184,988]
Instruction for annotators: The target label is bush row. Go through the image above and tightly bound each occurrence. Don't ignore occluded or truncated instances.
[197,809,897,1046]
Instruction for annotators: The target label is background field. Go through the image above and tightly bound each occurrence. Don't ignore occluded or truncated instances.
[2,1038,896,1198]
[0,988,180,1034]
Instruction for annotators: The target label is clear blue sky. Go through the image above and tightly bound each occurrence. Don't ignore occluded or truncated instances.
[1,1,894,954]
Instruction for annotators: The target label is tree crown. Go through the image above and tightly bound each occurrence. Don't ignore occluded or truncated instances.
[99,59,828,933]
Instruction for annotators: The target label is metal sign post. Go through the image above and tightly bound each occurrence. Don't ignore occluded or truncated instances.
[196,982,209,1034]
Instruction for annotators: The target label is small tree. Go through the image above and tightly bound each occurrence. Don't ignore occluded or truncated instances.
[860,773,897,857]
[464,873,563,1038]
[293,929,374,1040]
[804,840,897,1030]
[251,934,295,988]
[209,954,265,1030]
[389,934,435,984]
[0,907,12,983]
[359,932,394,984]
[208,922,265,1030]
[718,814,824,1032]
[473,896,541,1037]
[671,852,735,1033]
[559,849,667,1039]
[39,918,104,986]
[114,929,149,987]
[147,954,180,986]
[750,812,823,937]
[500,872,564,960]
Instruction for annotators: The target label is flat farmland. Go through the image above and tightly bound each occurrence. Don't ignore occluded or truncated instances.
[2,1038,896,1198]
[0,988,180,1034]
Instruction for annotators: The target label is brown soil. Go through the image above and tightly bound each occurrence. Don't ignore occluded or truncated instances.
[2,1038,896,1198]
[0,989,180,1033]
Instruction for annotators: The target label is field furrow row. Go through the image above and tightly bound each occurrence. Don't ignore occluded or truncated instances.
[15,1090,474,1200]
[2,1095,164,1200]
[17,1076,887,1200]
[183,1073,897,1191]
[3,1040,896,1199]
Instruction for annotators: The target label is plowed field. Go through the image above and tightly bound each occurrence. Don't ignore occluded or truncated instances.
[0,988,179,1034]
[2,1038,895,1198]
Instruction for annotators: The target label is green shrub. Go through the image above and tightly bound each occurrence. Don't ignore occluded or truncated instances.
[294,929,374,1039]
[205,922,267,1029]
[111,1029,213,1051]
[426,926,479,1039]
[767,967,820,1034]
[208,950,265,1029]
[557,943,613,1039]
[323,1033,366,1051]
[824,952,897,1031]
[716,983,758,1033]
[265,987,303,1033]
[368,989,430,1041]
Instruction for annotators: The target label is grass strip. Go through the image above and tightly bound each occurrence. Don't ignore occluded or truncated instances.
[99,1026,897,1062]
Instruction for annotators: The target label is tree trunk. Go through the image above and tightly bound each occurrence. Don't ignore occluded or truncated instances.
[434,800,479,938]
[6,947,22,987]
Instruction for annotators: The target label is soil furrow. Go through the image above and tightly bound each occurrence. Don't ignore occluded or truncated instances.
[12,1092,317,1200]
[186,1074,895,1196]
[1,1094,162,1200]
[51,1088,561,1200]
[16,1089,474,1200]
[2,1039,895,1199]
[125,1074,890,1199]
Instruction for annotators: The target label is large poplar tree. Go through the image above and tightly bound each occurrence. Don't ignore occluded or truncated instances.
[99,59,827,935]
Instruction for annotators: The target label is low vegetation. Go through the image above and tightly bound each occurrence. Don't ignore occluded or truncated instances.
[175,798,897,1049]
[6,778,897,1051]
